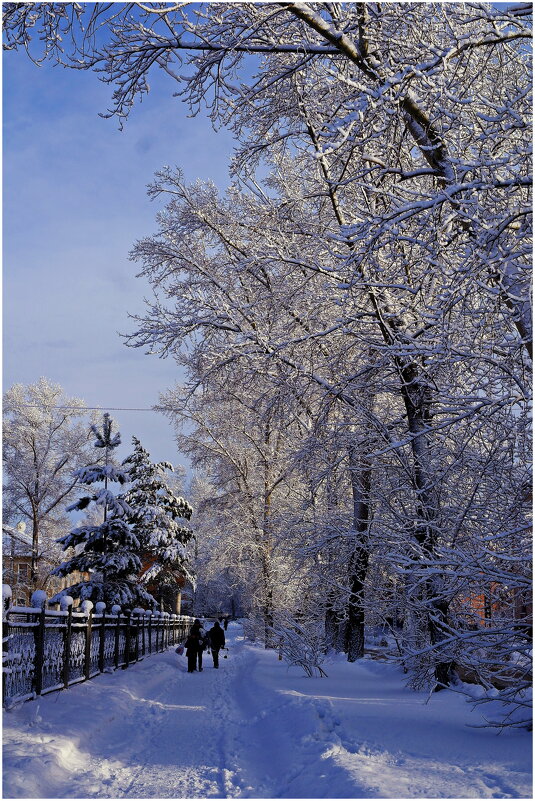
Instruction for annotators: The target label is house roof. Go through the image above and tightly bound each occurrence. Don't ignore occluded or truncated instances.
[2,524,32,555]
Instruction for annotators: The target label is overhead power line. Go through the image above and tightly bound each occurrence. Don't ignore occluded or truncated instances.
[10,404,172,412]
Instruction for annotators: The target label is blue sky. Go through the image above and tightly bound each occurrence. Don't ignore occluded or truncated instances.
[3,46,236,468]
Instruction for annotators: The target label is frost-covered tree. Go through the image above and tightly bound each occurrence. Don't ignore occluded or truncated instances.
[184,472,249,619]
[4,2,531,713]
[51,414,153,608]
[121,436,194,611]
[163,366,314,641]
[2,378,95,587]
[147,155,530,680]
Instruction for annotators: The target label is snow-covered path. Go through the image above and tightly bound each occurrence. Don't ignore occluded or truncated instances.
[3,623,532,799]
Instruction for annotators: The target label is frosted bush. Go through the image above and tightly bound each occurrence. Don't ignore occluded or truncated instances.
[270,615,328,678]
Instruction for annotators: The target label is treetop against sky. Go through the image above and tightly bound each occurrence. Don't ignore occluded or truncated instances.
[3,2,531,468]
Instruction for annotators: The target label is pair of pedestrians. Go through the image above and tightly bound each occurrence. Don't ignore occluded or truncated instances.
[185,619,226,672]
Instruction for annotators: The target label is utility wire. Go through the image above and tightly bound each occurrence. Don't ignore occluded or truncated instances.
[9,404,172,412]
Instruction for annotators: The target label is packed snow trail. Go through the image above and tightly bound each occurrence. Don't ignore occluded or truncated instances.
[3,622,531,799]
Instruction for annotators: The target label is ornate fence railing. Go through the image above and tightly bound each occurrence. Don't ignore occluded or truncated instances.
[2,588,195,707]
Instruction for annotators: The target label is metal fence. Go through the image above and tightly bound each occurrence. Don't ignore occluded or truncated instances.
[2,596,195,707]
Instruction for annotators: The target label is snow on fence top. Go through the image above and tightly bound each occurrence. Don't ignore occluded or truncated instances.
[30,590,47,609]
[3,587,196,707]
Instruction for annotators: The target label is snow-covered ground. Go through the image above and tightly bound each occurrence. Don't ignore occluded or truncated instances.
[3,622,532,799]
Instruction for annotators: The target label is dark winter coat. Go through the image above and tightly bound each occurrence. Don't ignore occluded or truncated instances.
[190,622,207,650]
[185,634,202,655]
[208,623,225,650]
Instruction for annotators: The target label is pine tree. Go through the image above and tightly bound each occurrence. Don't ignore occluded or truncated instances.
[121,436,195,610]
[51,414,154,608]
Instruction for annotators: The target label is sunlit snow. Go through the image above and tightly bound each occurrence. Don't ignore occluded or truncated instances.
[3,623,531,799]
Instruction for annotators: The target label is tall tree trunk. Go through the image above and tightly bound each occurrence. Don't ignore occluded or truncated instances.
[325,600,347,652]
[262,568,275,648]
[261,430,275,648]
[322,460,346,652]
[345,444,371,661]
[31,443,40,587]
[31,516,39,587]
[398,360,451,688]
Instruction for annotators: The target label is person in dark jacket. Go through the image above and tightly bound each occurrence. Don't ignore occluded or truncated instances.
[185,632,201,673]
[208,620,226,668]
[189,619,206,671]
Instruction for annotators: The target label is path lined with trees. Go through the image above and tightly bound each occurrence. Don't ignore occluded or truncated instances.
[3,3,532,729]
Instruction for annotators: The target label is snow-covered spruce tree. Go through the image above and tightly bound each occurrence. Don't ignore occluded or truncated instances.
[51,414,154,609]
[121,437,194,611]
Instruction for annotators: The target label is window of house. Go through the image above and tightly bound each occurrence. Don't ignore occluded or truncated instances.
[16,563,29,581]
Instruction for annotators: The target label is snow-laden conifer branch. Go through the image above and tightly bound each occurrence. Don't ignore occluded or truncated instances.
[121,436,196,593]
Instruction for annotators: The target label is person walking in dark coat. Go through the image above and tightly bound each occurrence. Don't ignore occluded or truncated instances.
[208,620,226,668]
[189,619,207,671]
[185,632,201,673]
[223,617,229,631]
